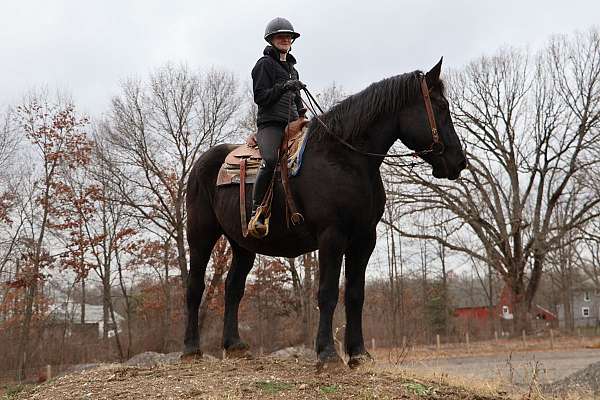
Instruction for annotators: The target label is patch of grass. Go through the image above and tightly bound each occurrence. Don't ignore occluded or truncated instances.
[402,382,434,396]
[320,385,339,394]
[2,385,25,399]
[255,380,293,394]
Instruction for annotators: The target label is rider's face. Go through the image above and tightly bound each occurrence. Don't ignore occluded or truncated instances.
[271,34,292,52]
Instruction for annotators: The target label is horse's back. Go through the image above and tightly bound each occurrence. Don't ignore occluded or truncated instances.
[187,143,238,205]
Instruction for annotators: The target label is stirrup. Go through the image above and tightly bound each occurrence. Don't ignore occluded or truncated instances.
[247,207,270,239]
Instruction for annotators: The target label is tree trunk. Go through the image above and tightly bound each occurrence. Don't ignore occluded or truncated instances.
[301,254,310,346]
[510,277,531,335]
[163,242,172,353]
[102,272,110,348]
[16,279,37,381]
[175,208,188,288]
[387,224,398,346]
[487,264,496,336]
[81,278,86,324]
[512,298,531,335]
[563,287,575,332]
[116,249,133,358]
[287,257,303,313]
[302,252,317,347]
[439,239,449,337]
[197,266,225,335]
[107,298,124,361]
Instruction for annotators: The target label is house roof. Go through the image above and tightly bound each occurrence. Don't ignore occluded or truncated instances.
[534,305,557,319]
[574,277,599,291]
[48,302,124,324]
[448,280,501,309]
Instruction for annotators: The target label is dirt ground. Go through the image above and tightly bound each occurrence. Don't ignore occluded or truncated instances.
[7,337,600,399]
[10,357,509,400]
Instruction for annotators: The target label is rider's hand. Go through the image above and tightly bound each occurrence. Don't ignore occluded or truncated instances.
[282,79,306,92]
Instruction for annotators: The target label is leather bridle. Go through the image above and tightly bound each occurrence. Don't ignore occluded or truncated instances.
[419,75,445,156]
[300,73,445,159]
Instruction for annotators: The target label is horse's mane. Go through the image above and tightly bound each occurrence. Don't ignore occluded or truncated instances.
[308,70,444,143]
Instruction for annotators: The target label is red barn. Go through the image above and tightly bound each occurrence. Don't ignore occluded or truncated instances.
[451,282,557,335]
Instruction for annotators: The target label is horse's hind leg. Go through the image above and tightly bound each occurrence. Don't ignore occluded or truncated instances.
[183,213,222,358]
[223,242,255,357]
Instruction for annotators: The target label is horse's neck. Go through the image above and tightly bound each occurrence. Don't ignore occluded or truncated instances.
[365,120,398,155]
[308,111,398,170]
[348,118,398,169]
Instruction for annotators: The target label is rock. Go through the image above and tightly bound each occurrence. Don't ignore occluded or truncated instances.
[126,351,218,367]
[60,363,103,375]
[126,352,181,367]
[269,346,315,361]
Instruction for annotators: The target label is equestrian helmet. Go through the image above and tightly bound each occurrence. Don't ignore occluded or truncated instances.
[264,17,300,42]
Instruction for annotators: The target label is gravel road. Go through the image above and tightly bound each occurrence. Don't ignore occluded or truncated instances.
[401,348,600,386]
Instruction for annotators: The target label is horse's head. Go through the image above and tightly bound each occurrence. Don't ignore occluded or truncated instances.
[397,59,467,180]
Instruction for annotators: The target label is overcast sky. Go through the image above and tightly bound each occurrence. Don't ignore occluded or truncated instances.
[1,0,598,117]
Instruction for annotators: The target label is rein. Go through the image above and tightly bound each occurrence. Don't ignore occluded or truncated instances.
[300,74,445,161]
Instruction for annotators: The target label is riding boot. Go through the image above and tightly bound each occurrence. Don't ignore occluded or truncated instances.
[248,162,273,238]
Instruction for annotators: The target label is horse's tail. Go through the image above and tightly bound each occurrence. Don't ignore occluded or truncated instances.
[186,143,237,208]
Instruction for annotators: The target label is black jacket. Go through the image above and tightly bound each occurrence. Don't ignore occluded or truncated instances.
[252,46,303,127]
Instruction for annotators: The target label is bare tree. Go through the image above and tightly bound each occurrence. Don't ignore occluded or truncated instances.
[578,218,600,290]
[97,65,240,288]
[313,82,347,112]
[0,110,22,279]
[0,108,18,173]
[237,84,258,138]
[384,29,600,333]
[383,201,403,345]
[69,155,139,359]
[12,94,89,379]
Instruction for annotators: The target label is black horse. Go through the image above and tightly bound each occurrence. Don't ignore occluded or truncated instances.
[183,59,466,368]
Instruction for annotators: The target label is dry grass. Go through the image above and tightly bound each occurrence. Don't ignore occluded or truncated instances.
[381,360,597,400]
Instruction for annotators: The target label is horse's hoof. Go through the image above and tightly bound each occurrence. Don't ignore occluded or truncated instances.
[180,350,203,363]
[225,341,253,359]
[316,358,345,373]
[316,350,344,372]
[347,352,374,369]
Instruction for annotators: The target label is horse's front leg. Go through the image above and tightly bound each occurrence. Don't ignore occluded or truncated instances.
[344,231,376,368]
[315,227,347,369]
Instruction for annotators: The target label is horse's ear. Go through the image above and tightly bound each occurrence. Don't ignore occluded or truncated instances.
[425,57,443,88]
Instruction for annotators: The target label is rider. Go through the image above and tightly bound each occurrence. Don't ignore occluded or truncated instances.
[248,17,307,238]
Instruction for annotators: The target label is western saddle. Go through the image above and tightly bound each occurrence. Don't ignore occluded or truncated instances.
[216,117,310,186]
[216,117,310,238]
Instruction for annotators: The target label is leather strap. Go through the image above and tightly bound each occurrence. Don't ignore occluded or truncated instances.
[240,158,248,237]
[419,77,443,154]
[279,130,303,227]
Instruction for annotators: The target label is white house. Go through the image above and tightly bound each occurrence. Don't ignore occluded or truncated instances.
[48,302,124,339]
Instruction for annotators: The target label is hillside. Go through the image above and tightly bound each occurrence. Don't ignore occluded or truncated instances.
[12,357,508,400]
